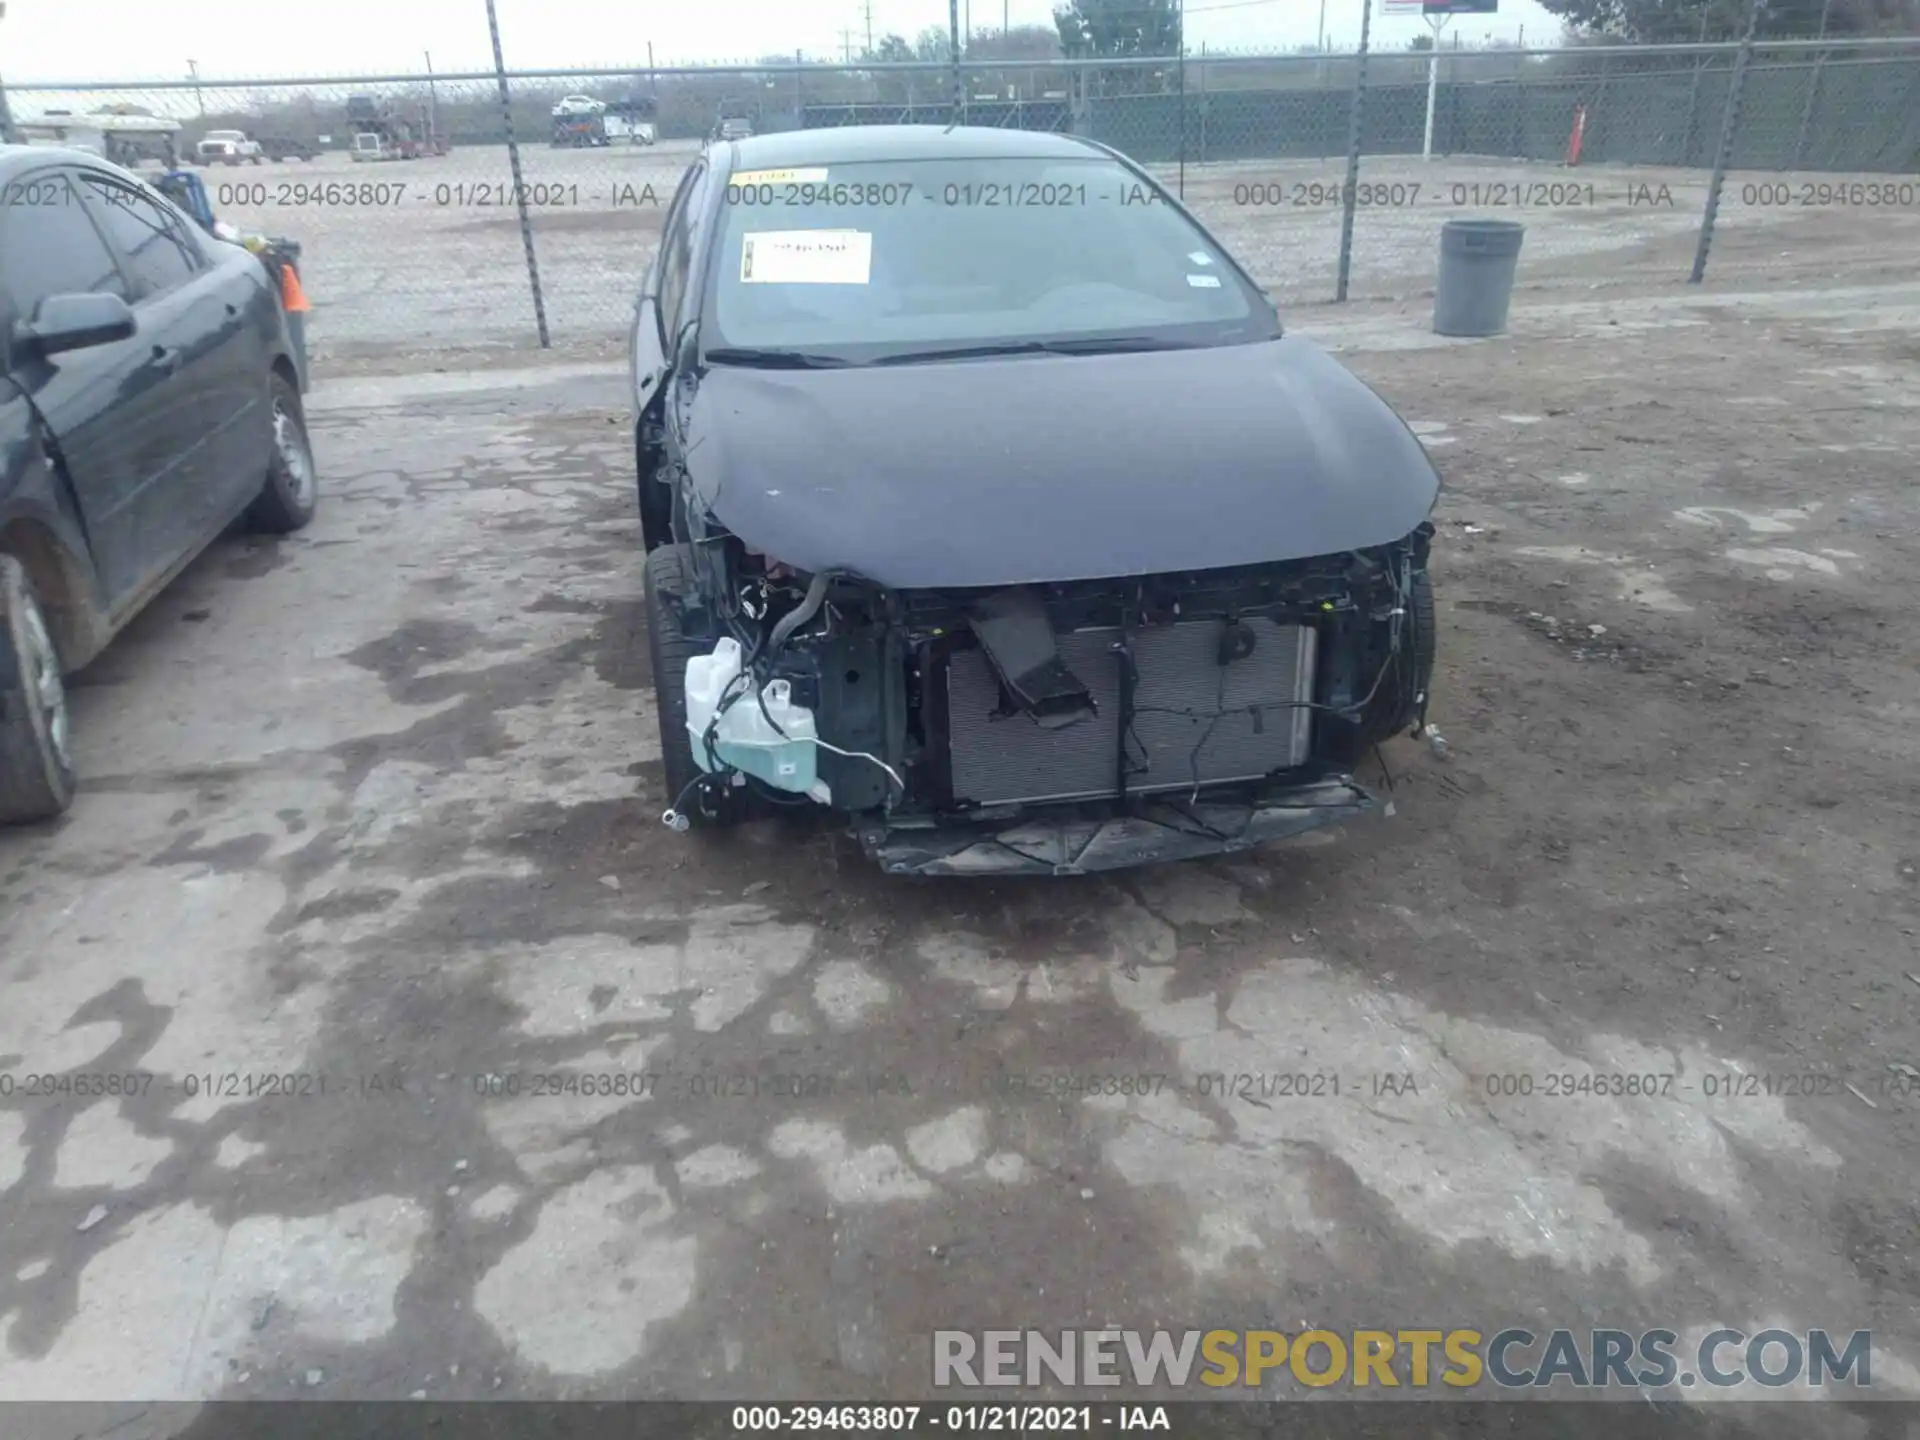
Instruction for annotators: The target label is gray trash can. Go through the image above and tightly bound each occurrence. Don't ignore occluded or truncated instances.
[1433,219,1525,338]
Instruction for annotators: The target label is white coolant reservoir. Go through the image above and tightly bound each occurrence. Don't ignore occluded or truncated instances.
[683,638,831,802]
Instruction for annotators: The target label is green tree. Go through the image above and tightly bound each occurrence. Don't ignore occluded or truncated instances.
[864,33,923,107]
[1537,0,1920,40]
[966,22,1065,60]
[1053,0,1182,57]
[866,33,916,63]
[914,26,954,62]
[964,24,1067,102]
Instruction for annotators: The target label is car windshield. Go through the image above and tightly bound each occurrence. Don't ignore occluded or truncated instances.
[699,153,1275,364]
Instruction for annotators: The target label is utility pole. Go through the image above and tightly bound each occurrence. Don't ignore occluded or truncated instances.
[0,0,14,146]
[950,0,964,121]
[864,0,874,55]
[1793,0,1835,165]
[1335,0,1374,301]
[1317,0,1327,51]
[1421,12,1450,158]
[187,59,206,117]
[1176,0,1186,197]
[424,50,439,142]
[484,0,550,348]
[1691,0,1767,282]
[839,28,855,63]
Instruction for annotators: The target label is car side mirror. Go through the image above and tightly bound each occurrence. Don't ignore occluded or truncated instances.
[18,292,137,357]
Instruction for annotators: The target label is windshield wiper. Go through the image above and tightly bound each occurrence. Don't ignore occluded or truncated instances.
[871,336,1201,366]
[702,347,858,369]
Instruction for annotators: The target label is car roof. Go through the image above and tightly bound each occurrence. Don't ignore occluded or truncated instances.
[720,124,1105,170]
[0,144,133,181]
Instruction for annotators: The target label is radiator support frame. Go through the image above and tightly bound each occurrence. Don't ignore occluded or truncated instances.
[940,615,1321,811]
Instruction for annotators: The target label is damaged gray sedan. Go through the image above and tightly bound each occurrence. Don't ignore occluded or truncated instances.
[629,126,1440,876]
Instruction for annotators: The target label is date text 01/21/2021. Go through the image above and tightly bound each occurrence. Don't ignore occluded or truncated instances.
[728,1405,1173,1432]
[207,181,664,209]
[719,181,1185,208]
[1228,180,1678,209]
[0,1071,407,1101]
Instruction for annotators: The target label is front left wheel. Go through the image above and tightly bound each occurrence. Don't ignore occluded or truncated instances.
[1357,565,1437,744]
[0,555,77,825]
[247,372,319,533]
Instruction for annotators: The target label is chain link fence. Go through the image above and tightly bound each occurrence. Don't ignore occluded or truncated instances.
[4,35,1915,362]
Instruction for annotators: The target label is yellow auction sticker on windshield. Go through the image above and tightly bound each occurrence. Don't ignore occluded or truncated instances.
[740,230,873,285]
[731,168,830,186]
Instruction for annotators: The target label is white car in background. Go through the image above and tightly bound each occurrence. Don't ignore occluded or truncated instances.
[197,129,263,165]
[604,106,658,145]
[551,95,606,119]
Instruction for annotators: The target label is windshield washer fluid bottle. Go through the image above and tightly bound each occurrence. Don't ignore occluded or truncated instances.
[683,638,831,803]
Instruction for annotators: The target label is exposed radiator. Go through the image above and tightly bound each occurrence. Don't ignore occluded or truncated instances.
[945,617,1317,806]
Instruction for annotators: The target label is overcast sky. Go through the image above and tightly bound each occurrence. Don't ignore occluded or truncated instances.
[2,0,1564,84]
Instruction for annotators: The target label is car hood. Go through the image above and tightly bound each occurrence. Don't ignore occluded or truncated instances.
[681,336,1441,590]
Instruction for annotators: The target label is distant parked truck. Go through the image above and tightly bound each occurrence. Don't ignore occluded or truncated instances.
[603,98,658,146]
[258,136,317,162]
[197,129,264,165]
[14,111,181,168]
[344,95,448,160]
[552,115,610,148]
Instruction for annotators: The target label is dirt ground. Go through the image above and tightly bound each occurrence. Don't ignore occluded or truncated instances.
[0,259,1917,1434]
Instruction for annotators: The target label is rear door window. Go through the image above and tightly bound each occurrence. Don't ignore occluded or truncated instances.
[77,173,203,300]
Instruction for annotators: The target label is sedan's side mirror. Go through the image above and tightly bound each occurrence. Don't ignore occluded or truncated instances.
[17,293,138,357]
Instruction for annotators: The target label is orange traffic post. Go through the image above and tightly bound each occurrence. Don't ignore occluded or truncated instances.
[277,257,311,393]
[1566,105,1588,168]
[280,261,311,313]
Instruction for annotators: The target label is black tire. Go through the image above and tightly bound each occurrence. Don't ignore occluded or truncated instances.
[247,372,318,534]
[645,544,742,827]
[1357,566,1437,746]
[0,555,77,825]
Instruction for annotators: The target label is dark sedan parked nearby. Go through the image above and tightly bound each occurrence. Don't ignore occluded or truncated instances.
[0,145,317,824]
[629,126,1441,876]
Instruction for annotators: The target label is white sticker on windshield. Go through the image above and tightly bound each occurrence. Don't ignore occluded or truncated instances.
[1189,251,1215,265]
[740,230,873,285]
[1187,273,1222,288]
